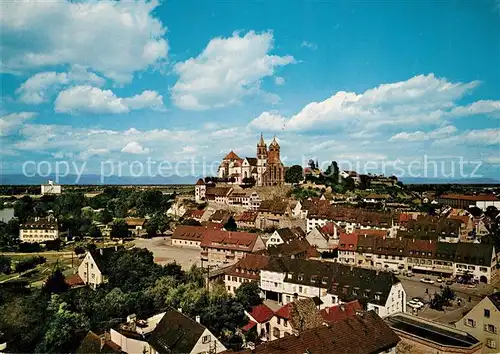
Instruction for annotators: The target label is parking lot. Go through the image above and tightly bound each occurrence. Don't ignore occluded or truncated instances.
[133,237,201,269]
[400,274,484,325]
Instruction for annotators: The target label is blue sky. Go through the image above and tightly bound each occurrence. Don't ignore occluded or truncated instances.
[1,0,499,180]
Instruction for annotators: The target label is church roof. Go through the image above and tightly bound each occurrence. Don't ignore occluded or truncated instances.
[195,178,205,186]
[269,136,279,147]
[245,157,258,166]
[224,150,242,161]
[258,133,266,146]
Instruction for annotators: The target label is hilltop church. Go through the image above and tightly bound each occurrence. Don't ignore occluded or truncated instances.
[217,135,285,186]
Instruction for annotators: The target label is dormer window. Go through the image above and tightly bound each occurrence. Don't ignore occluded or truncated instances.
[287,273,292,279]
[322,277,328,285]
[298,274,304,281]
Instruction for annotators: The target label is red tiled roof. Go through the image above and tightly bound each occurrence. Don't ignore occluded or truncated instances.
[224,150,243,161]
[399,213,411,223]
[191,209,205,218]
[65,273,84,287]
[172,225,206,241]
[354,229,388,238]
[248,304,274,323]
[320,222,336,236]
[124,217,146,227]
[274,303,291,319]
[235,211,258,223]
[241,320,257,332]
[320,300,362,323]
[235,254,270,271]
[406,239,436,253]
[201,230,260,252]
[337,232,358,251]
[195,178,205,186]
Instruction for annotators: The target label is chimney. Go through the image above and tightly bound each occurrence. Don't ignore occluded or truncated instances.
[325,307,330,314]
[178,307,182,313]
[340,304,346,312]
[100,248,104,256]
[115,245,118,251]
[195,315,201,323]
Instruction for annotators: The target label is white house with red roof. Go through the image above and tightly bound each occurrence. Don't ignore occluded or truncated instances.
[242,303,275,341]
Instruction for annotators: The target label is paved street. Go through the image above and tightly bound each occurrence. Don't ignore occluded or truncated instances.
[134,237,201,269]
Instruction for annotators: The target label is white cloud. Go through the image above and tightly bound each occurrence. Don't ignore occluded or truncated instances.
[172,31,295,110]
[301,41,317,50]
[0,112,37,136]
[449,100,500,117]
[247,111,287,132]
[120,141,150,154]
[248,74,488,132]
[431,128,500,147]
[389,125,458,142]
[78,148,110,160]
[54,86,165,114]
[16,65,105,104]
[1,0,168,83]
[275,76,285,86]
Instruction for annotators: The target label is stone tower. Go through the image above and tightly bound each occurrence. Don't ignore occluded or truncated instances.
[256,134,267,186]
[263,136,284,186]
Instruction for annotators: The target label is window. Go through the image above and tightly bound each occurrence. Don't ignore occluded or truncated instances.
[373,306,379,314]
[480,267,487,272]
[322,277,328,285]
[287,273,292,279]
[374,294,380,301]
[487,339,497,349]
[277,317,281,325]
[465,318,476,327]
[202,335,211,344]
[484,324,497,334]
[273,327,280,338]
[286,295,290,303]
[484,309,491,318]
[284,319,288,327]
[299,286,303,293]
[298,274,304,281]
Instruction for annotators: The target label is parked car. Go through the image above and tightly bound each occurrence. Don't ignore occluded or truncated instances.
[407,300,423,309]
[413,297,427,305]
[391,269,400,275]
[406,271,414,277]
[445,280,454,285]
[420,277,435,284]
[436,277,444,283]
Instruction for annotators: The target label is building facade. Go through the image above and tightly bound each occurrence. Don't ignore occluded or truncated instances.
[19,215,62,243]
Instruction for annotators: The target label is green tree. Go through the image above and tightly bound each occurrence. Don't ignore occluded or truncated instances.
[181,218,202,226]
[88,225,103,238]
[0,219,20,251]
[36,300,90,353]
[224,216,238,231]
[285,165,304,184]
[110,219,129,239]
[145,219,158,238]
[14,196,34,222]
[98,208,113,225]
[235,282,262,310]
[150,213,169,234]
[0,255,11,274]
[43,269,69,294]
[54,193,85,218]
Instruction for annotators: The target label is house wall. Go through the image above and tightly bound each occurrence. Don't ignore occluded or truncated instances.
[172,238,202,249]
[110,329,152,354]
[306,228,328,251]
[78,253,104,289]
[265,230,284,248]
[260,270,285,300]
[456,297,500,354]
[19,228,59,243]
[338,250,357,265]
[190,328,227,354]
[268,315,292,340]
[224,274,254,294]
[476,200,500,211]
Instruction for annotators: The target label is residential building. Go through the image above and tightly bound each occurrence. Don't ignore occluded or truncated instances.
[201,229,266,266]
[260,257,406,317]
[338,232,358,265]
[266,238,315,260]
[224,254,269,294]
[319,300,363,323]
[205,186,233,205]
[269,298,323,340]
[209,210,233,225]
[223,311,399,354]
[241,304,274,342]
[454,243,497,284]
[172,225,207,248]
[228,190,261,210]
[387,313,482,354]
[110,308,227,354]
[76,331,121,353]
[437,194,500,210]
[235,211,258,229]
[78,247,119,289]
[41,180,62,195]
[257,199,289,230]
[124,217,145,236]
[265,227,305,248]
[340,170,361,184]
[19,215,62,243]
[456,292,500,353]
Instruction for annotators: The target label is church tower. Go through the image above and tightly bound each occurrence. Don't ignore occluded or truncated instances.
[256,134,267,186]
[263,136,284,186]
[267,136,281,164]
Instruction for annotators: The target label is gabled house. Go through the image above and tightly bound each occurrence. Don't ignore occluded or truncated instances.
[172,225,206,248]
[124,218,146,236]
[320,300,363,323]
[110,309,227,354]
[78,247,119,289]
[224,254,269,294]
[76,331,121,353]
[265,227,305,248]
[257,199,289,230]
[269,298,323,340]
[235,211,258,229]
[306,223,339,252]
[455,292,500,353]
[242,304,275,341]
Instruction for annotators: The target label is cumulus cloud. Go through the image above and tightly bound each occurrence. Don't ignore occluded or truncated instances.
[172,31,295,110]
[389,125,458,142]
[121,141,150,154]
[1,0,168,83]
[0,112,37,136]
[54,86,165,114]
[248,74,494,132]
[16,65,105,104]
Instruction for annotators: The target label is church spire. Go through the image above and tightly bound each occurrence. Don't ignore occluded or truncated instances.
[258,133,266,146]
